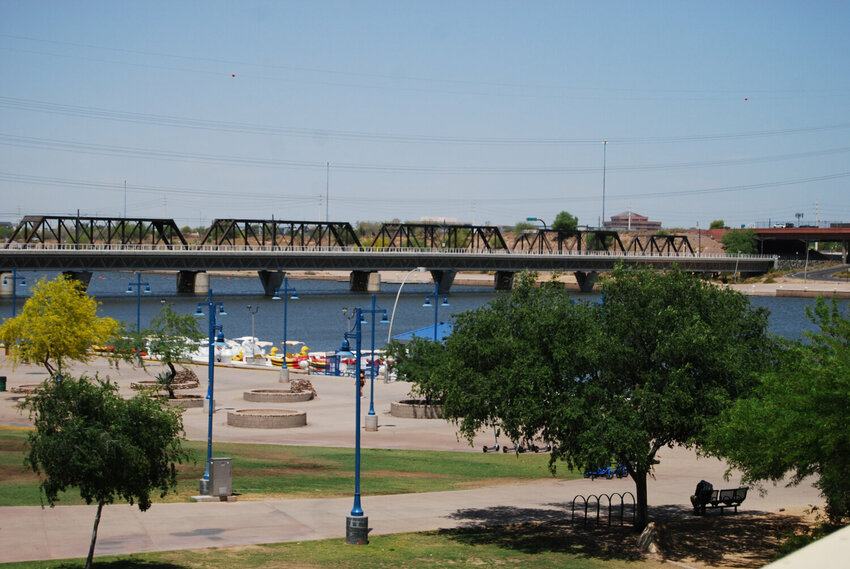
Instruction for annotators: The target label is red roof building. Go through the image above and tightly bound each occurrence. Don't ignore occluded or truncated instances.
[603,211,662,231]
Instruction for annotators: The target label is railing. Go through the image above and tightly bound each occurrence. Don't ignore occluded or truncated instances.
[0,242,778,260]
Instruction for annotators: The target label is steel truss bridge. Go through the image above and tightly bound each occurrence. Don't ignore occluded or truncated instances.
[1,216,777,293]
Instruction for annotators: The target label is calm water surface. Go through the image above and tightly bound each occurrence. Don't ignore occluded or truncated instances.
[1,271,842,350]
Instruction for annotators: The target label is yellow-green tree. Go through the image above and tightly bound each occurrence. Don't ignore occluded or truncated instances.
[0,275,119,377]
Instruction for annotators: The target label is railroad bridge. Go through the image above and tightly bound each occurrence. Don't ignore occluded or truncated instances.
[2,215,777,295]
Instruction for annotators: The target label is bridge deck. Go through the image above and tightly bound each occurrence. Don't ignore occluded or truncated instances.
[0,244,776,274]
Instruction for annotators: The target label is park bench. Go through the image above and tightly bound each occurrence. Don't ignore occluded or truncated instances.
[691,485,748,515]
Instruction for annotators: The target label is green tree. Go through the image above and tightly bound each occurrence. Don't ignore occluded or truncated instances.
[721,228,757,254]
[391,266,773,530]
[709,220,725,229]
[552,211,578,232]
[23,374,189,569]
[0,276,119,377]
[510,220,537,232]
[142,306,205,398]
[707,298,850,524]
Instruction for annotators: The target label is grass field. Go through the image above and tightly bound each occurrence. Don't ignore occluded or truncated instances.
[0,524,669,569]
[0,426,579,506]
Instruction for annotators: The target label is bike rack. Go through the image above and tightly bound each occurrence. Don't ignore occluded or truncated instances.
[571,491,636,527]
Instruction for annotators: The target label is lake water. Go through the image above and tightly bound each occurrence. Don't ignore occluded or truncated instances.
[0,271,839,351]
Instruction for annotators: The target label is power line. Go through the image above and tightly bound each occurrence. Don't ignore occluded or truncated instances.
[3,96,850,146]
[2,132,850,175]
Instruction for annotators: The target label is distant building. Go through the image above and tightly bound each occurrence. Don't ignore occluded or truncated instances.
[603,211,662,231]
[419,216,460,224]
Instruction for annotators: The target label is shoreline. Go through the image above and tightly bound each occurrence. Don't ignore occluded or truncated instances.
[82,269,850,299]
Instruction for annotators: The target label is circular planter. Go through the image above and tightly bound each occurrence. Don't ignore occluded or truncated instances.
[390,399,444,419]
[243,389,313,403]
[9,384,42,394]
[130,379,200,391]
[227,408,307,429]
[163,395,204,408]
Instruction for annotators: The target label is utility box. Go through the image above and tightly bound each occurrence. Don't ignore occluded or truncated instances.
[210,457,232,498]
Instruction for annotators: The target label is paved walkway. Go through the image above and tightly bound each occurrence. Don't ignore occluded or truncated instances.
[0,357,824,563]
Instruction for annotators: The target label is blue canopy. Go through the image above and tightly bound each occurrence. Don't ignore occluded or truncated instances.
[392,321,453,344]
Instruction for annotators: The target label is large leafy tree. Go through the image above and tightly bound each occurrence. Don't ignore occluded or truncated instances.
[392,266,773,530]
[552,211,579,232]
[0,276,119,377]
[707,298,850,524]
[23,374,189,569]
[721,228,757,254]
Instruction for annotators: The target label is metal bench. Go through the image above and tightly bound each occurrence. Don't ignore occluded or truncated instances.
[693,486,748,515]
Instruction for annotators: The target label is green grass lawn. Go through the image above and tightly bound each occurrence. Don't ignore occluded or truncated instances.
[0,426,579,506]
[0,524,667,569]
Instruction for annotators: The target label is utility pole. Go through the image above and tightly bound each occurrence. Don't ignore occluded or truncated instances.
[602,140,608,228]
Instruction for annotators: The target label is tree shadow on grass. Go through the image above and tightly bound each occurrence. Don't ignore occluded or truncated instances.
[443,502,811,568]
[443,503,643,561]
[648,505,810,568]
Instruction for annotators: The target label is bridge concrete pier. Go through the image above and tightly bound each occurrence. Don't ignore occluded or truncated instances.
[62,271,92,291]
[258,270,285,296]
[177,271,211,295]
[349,271,381,293]
[430,270,456,294]
[494,271,515,291]
[574,270,598,293]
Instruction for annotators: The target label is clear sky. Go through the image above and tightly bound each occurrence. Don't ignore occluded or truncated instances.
[1,1,848,230]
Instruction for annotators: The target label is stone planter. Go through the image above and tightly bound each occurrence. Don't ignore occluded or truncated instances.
[227,408,307,429]
[243,389,313,403]
[130,379,200,391]
[390,399,444,419]
[164,395,204,408]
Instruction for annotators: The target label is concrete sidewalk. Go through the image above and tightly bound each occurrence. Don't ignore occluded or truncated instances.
[0,357,824,563]
[0,445,822,564]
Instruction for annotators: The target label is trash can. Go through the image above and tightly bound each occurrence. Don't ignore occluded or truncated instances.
[0,376,5,392]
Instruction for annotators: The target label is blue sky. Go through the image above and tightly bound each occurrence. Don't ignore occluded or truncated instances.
[1,1,848,230]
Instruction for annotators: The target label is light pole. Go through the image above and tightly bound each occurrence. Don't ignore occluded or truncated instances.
[526,217,548,230]
[272,277,299,382]
[2,268,27,317]
[422,281,449,342]
[341,307,369,545]
[125,272,151,332]
[387,267,427,343]
[361,294,388,420]
[194,290,226,496]
[246,304,260,342]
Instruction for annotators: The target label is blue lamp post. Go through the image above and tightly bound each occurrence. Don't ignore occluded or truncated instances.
[194,290,226,496]
[422,282,450,342]
[272,277,299,381]
[341,307,369,544]
[125,272,151,332]
[2,268,27,317]
[338,297,389,544]
[362,294,389,418]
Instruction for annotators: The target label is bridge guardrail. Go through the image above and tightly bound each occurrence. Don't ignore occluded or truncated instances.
[0,242,777,261]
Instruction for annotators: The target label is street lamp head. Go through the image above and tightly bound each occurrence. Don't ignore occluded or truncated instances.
[126,284,133,293]
[441,297,450,307]
[217,305,227,316]
[194,304,204,317]
[272,292,281,300]
[144,285,151,294]
[290,292,300,300]
[379,311,390,324]
[423,297,432,307]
